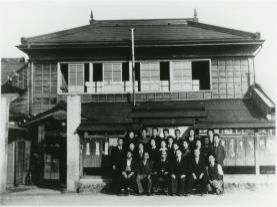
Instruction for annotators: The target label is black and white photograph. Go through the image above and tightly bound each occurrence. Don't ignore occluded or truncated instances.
[0,0,276,206]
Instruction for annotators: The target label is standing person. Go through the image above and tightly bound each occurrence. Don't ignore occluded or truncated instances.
[212,134,226,166]
[206,155,224,195]
[187,149,207,195]
[181,140,191,160]
[136,142,145,162]
[148,138,160,164]
[136,152,153,195]
[152,127,161,148]
[111,138,125,194]
[202,136,213,165]
[163,128,170,143]
[169,149,189,196]
[128,142,138,161]
[124,130,137,151]
[187,128,196,152]
[118,151,137,195]
[159,140,168,154]
[207,129,214,146]
[174,128,183,146]
[167,136,175,163]
[137,128,150,146]
[152,150,169,194]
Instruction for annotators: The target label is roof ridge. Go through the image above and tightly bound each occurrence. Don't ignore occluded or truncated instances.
[187,20,260,39]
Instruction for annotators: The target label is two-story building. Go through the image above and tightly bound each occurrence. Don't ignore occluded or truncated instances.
[11,13,275,191]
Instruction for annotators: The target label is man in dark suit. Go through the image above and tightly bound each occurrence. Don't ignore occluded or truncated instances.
[167,136,175,162]
[136,152,153,195]
[148,138,160,164]
[137,128,150,146]
[202,136,213,165]
[152,150,169,194]
[212,134,226,166]
[169,149,189,196]
[118,151,137,195]
[111,138,125,194]
[151,127,161,148]
[174,128,183,146]
[187,149,207,195]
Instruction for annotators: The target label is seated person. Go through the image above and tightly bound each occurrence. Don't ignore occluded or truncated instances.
[187,149,207,195]
[136,152,153,195]
[118,151,137,195]
[152,150,169,194]
[169,149,189,196]
[206,155,224,195]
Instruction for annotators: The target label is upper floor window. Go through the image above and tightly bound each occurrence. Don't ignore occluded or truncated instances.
[191,60,210,90]
[58,59,211,94]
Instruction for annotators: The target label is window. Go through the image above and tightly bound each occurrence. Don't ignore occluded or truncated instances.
[103,63,122,82]
[191,61,210,90]
[68,63,84,93]
[93,63,103,82]
[140,62,160,81]
[122,62,129,81]
[160,62,170,81]
[60,64,68,92]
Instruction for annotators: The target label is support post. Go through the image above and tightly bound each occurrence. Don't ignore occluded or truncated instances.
[254,130,260,175]
[66,95,81,191]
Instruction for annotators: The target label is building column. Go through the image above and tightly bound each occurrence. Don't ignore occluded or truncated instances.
[0,94,18,193]
[66,95,81,191]
[254,130,260,175]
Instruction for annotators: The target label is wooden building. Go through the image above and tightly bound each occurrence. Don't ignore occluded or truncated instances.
[11,13,276,191]
[1,58,31,190]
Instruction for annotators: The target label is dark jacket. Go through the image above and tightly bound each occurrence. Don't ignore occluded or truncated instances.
[137,160,153,175]
[153,159,169,176]
[124,138,137,151]
[136,150,145,161]
[170,157,189,175]
[148,147,160,163]
[202,145,213,165]
[167,145,175,162]
[120,158,137,173]
[111,146,125,171]
[189,156,206,177]
[212,144,226,166]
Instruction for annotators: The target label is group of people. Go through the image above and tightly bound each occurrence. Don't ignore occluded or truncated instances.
[111,128,226,196]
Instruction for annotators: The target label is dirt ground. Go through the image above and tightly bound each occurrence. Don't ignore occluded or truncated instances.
[1,187,277,206]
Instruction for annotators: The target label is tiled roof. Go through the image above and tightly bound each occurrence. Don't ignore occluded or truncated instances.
[18,18,262,49]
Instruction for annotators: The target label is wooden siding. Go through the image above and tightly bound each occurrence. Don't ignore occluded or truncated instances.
[30,57,254,115]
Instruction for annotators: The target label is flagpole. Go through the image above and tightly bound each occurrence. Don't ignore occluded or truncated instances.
[129,28,136,107]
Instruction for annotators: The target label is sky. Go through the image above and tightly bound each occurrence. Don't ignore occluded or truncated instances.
[0,0,276,100]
